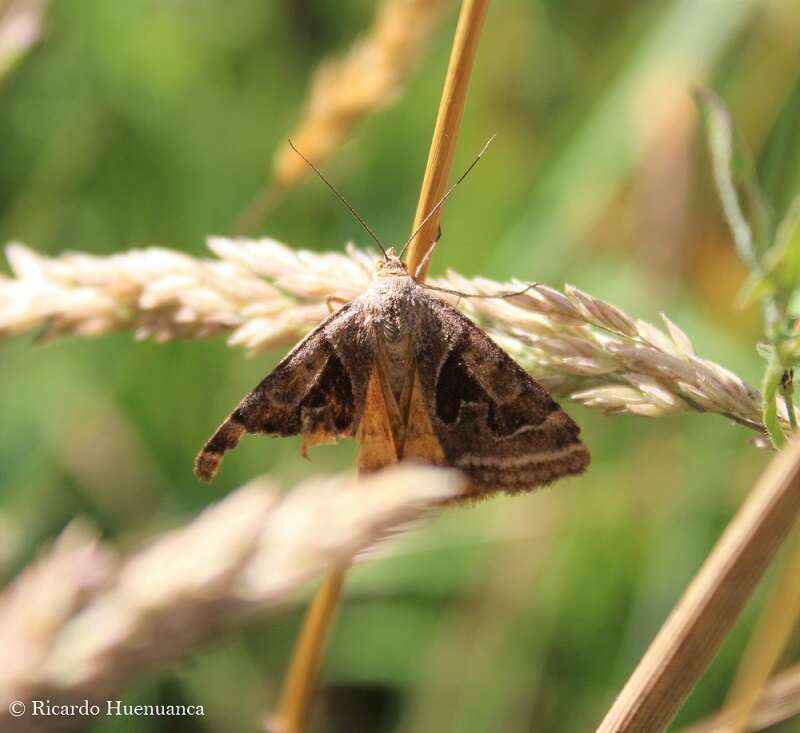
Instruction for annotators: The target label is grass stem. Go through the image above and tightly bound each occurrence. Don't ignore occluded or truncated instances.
[782,371,797,431]
[268,2,489,730]
[266,566,346,733]
[405,0,489,282]
[596,436,800,733]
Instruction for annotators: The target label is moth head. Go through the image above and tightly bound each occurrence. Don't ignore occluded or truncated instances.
[376,247,408,278]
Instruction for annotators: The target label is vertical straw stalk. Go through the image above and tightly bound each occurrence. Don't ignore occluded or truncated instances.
[266,565,347,733]
[267,2,489,731]
[596,436,800,733]
[405,0,488,280]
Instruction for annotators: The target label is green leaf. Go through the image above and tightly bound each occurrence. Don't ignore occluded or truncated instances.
[737,270,775,310]
[763,193,800,298]
[758,80,800,222]
[762,356,786,448]
[778,333,800,368]
[756,342,775,361]
[693,88,774,269]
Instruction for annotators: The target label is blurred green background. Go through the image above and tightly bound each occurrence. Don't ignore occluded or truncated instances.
[2,1,800,731]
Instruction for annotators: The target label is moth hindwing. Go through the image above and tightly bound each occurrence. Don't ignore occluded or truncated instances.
[195,252,589,498]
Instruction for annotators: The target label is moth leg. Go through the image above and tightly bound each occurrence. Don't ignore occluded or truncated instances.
[325,295,350,314]
[420,282,540,300]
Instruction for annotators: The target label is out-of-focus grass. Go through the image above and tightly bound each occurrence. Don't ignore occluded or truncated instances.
[1,1,799,732]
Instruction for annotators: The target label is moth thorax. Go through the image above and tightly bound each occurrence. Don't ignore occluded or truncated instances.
[382,316,406,342]
[383,327,411,355]
[380,330,413,407]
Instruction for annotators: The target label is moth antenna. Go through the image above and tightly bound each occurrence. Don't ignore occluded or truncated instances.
[421,281,540,300]
[287,139,388,259]
[412,225,441,280]
[399,134,496,261]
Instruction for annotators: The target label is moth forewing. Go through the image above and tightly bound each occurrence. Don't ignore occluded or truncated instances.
[194,301,374,481]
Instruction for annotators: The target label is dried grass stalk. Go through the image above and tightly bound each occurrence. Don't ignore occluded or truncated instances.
[0,464,462,731]
[596,435,800,733]
[680,663,800,733]
[269,5,487,730]
[1,238,788,434]
[404,0,488,280]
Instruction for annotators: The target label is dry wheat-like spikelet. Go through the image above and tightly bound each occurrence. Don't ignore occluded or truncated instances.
[0,240,317,349]
[0,522,117,711]
[0,237,784,434]
[0,463,462,730]
[272,0,450,189]
[439,271,772,431]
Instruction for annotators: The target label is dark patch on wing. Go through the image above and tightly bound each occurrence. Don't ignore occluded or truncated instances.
[435,332,547,437]
[300,351,354,432]
[435,341,485,423]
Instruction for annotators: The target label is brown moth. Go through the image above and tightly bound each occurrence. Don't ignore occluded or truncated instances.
[195,247,589,497]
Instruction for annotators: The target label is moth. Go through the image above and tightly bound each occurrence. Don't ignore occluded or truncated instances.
[195,144,589,498]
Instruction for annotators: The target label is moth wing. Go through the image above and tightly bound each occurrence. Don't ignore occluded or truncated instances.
[196,301,374,481]
[413,297,589,495]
